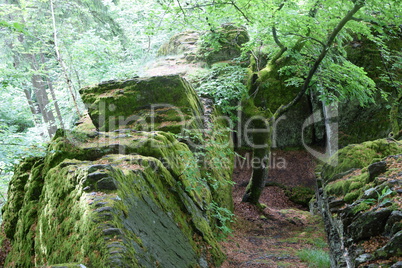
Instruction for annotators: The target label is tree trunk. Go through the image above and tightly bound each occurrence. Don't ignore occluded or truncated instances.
[242,116,272,204]
[390,93,402,139]
[23,87,42,126]
[31,73,57,137]
[50,0,81,118]
[40,54,65,129]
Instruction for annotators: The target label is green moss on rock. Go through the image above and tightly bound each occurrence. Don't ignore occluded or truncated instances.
[317,139,402,267]
[79,75,204,132]
[321,139,402,183]
[284,186,315,207]
[2,75,234,267]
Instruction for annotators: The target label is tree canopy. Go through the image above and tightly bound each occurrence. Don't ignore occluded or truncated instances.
[0,0,401,204]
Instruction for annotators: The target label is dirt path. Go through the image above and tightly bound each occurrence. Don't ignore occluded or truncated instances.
[220,150,329,268]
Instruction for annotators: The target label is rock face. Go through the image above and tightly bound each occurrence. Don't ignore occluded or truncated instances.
[1,75,234,267]
[158,24,249,66]
[339,35,402,147]
[79,75,204,133]
[316,139,402,267]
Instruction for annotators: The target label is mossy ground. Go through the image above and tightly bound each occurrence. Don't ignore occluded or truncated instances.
[321,139,402,183]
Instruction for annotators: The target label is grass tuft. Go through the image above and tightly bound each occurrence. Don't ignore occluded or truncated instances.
[297,248,331,268]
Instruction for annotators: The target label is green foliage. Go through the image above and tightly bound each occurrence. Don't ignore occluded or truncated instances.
[0,21,27,34]
[176,128,235,238]
[362,186,395,206]
[297,248,331,268]
[207,201,235,238]
[0,126,46,224]
[313,58,377,106]
[352,202,371,214]
[192,63,247,120]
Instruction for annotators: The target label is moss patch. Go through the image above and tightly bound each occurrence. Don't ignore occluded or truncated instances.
[79,75,204,132]
[321,139,402,183]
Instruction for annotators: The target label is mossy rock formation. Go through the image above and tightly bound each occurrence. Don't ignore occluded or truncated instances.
[316,139,402,267]
[1,75,234,267]
[79,75,204,133]
[338,35,402,147]
[158,24,249,66]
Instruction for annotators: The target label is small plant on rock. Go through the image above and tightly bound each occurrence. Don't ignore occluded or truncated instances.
[362,186,395,206]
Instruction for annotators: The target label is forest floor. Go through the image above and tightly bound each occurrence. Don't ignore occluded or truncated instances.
[220,150,330,268]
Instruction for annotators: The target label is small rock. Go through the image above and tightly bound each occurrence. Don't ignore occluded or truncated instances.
[385,211,402,236]
[199,257,208,268]
[378,231,402,257]
[355,253,372,264]
[96,177,118,190]
[368,161,387,181]
[391,261,402,268]
[103,228,123,236]
[87,132,99,138]
[329,199,345,209]
[95,206,114,213]
[348,208,392,241]
[94,202,108,208]
[88,164,112,173]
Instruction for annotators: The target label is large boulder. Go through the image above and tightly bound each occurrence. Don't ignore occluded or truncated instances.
[1,75,234,267]
[338,34,402,146]
[79,75,204,133]
[158,24,249,66]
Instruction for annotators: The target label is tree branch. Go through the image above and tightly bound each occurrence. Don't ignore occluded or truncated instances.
[351,16,381,26]
[272,26,286,50]
[176,0,187,19]
[230,0,251,23]
[274,0,365,119]
[50,0,81,118]
[268,2,288,63]
[272,2,286,49]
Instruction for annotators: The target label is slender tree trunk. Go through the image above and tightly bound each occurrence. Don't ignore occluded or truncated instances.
[40,54,65,129]
[390,93,402,139]
[242,116,272,204]
[50,0,81,118]
[23,87,42,126]
[31,73,57,137]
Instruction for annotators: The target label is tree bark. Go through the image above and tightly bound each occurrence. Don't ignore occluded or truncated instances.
[23,87,42,126]
[31,72,57,137]
[40,54,65,129]
[242,115,272,204]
